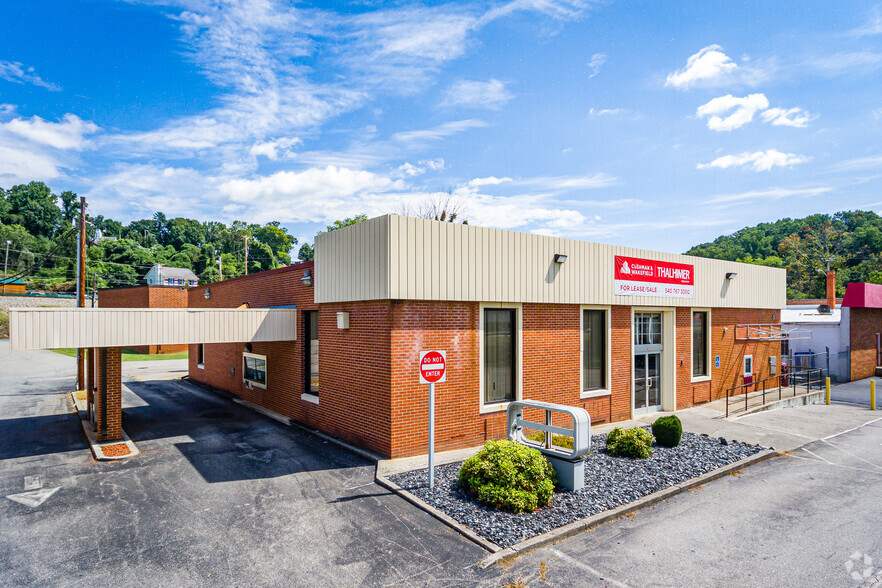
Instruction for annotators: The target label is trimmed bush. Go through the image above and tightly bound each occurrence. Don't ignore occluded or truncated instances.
[652,415,682,447]
[526,430,574,450]
[458,440,557,513]
[605,426,653,459]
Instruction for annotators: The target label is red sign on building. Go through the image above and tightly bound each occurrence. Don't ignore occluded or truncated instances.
[614,255,695,299]
[419,350,447,384]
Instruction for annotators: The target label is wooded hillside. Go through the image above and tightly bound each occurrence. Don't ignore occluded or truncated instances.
[685,211,882,299]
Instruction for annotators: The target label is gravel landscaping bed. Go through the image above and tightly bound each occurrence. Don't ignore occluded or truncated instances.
[387,430,766,548]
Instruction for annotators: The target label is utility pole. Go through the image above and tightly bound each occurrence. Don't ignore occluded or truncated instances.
[217,251,223,281]
[76,197,87,391]
[243,234,250,276]
[2,239,10,294]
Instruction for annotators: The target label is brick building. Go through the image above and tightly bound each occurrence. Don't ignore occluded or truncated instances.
[187,215,785,459]
[842,282,882,380]
[99,285,190,354]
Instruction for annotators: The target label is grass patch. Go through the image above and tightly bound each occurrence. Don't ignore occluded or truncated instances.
[0,308,7,339]
[52,348,188,361]
[526,430,575,450]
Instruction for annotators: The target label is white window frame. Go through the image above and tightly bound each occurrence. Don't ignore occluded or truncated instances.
[743,355,754,378]
[691,308,712,383]
[479,302,523,414]
[242,351,267,390]
[580,305,612,399]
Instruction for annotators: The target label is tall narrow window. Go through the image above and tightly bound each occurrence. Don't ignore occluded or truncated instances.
[197,343,205,369]
[692,311,708,377]
[583,309,606,391]
[304,311,319,395]
[484,308,516,404]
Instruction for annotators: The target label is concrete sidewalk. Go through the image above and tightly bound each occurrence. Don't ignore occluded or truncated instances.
[380,386,882,475]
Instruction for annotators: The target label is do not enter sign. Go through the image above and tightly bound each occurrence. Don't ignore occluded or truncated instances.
[419,350,446,384]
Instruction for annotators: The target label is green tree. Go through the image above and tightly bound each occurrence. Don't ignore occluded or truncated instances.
[4,182,62,238]
[297,243,314,262]
[320,214,368,234]
[59,191,80,225]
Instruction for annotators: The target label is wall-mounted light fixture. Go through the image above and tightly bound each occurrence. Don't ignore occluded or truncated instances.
[553,254,568,264]
[301,268,313,287]
[337,311,350,330]
[725,272,738,280]
[204,288,211,299]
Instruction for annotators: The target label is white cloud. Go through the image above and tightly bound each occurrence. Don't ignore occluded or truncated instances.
[589,108,622,116]
[218,166,404,223]
[665,45,739,89]
[850,7,882,36]
[696,93,769,131]
[392,119,488,143]
[441,79,513,109]
[697,149,809,172]
[706,186,832,205]
[2,114,100,150]
[588,53,607,77]
[0,61,60,91]
[468,176,512,187]
[0,145,61,184]
[805,51,882,75]
[397,158,445,177]
[760,107,814,128]
[250,137,302,160]
[86,164,214,219]
[516,173,618,190]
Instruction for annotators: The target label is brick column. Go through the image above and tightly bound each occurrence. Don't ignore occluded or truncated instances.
[94,347,123,441]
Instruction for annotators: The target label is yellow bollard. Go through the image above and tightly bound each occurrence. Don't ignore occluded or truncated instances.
[825,377,831,405]
[872,380,877,411]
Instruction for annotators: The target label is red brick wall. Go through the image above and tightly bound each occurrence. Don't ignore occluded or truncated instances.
[187,263,396,457]
[387,303,780,458]
[94,347,122,441]
[849,308,882,380]
[184,264,782,458]
[99,286,189,353]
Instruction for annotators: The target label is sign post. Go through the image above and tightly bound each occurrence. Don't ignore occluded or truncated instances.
[419,350,446,489]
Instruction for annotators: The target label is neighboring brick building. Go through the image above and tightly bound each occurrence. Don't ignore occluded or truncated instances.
[842,282,882,380]
[99,285,190,354]
[187,215,785,459]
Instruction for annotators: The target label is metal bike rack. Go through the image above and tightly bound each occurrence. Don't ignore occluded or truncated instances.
[507,400,591,491]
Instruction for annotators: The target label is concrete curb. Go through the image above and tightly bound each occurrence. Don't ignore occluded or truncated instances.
[375,474,503,554]
[477,448,779,568]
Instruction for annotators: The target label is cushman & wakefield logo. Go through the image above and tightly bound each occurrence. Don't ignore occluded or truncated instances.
[614,255,695,299]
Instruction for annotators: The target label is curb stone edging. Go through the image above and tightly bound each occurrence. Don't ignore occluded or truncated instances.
[375,474,503,554]
[477,448,779,568]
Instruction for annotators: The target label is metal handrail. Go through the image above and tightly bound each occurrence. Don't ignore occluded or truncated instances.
[725,367,825,417]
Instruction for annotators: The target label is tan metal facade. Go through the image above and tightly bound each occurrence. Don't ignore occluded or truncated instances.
[8,308,297,350]
[315,214,786,309]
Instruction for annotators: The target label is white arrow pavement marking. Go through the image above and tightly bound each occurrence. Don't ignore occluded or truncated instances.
[6,487,60,508]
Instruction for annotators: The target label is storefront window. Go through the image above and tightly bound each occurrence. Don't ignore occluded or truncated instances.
[484,308,516,404]
[582,309,606,391]
[692,311,708,377]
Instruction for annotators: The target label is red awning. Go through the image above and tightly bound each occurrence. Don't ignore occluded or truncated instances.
[841,282,882,308]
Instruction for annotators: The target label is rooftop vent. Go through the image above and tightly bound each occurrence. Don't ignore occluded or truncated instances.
[817,304,832,315]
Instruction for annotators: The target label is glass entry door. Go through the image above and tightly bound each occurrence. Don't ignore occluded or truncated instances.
[634,352,662,413]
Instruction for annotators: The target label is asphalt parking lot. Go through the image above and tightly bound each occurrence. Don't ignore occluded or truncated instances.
[3,341,882,587]
[0,342,498,587]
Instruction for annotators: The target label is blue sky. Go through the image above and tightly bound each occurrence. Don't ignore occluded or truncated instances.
[2,1,882,253]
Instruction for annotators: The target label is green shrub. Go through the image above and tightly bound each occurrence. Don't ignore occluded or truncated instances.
[605,426,653,459]
[458,440,557,513]
[0,309,7,339]
[652,415,682,447]
[526,430,574,450]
